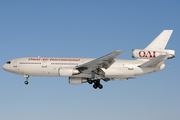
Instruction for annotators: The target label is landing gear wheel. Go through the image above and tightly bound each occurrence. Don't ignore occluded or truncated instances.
[93,84,98,89]
[88,80,93,84]
[24,81,28,85]
[93,80,98,84]
[98,84,103,89]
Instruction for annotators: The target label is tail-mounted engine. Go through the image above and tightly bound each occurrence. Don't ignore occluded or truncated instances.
[132,49,175,59]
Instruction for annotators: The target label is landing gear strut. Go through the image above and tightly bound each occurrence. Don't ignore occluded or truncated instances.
[88,79,103,89]
[24,75,29,85]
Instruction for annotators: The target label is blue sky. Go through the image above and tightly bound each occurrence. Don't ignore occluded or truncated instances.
[0,0,180,120]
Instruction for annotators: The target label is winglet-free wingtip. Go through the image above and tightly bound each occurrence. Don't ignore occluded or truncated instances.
[114,50,124,53]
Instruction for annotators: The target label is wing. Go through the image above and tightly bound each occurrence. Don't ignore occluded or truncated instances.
[76,50,124,71]
[138,55,169,67]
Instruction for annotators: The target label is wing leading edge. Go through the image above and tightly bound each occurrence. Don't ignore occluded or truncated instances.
[76,50,124,71]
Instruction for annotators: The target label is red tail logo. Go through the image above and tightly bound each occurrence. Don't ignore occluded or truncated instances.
[139,51,156,58]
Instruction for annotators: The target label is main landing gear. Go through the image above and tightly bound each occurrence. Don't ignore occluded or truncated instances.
[24,75,29,85]
[88,79,103,89]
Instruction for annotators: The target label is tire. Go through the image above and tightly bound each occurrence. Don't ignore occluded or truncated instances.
[93,84,97,89]
[99,84,103,89]
[88,80,93,84]
[24,81,28,85]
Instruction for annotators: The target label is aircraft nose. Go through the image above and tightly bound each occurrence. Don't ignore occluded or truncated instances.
[2,63,16,74]
[2,64,7,71]
[2,64,9,71]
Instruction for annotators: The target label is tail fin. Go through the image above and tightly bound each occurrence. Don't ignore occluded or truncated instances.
[144,30,173,50]
[132,30,175,59]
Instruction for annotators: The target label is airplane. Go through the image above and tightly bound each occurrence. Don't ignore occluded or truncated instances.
[2,30,175,89]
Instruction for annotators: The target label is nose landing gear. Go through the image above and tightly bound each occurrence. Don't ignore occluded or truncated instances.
[24,75,29,85]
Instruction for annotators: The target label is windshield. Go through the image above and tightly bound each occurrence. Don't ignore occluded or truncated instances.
[6,61,11,64]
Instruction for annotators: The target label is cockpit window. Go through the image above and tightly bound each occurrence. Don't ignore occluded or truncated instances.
[6,61,11,64]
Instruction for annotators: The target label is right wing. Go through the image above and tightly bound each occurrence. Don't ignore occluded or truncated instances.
[76,50,124,71]
[76,50,124,78]
[138,55,169,67]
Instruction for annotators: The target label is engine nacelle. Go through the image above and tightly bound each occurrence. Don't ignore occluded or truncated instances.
[132,49,175,59]
[59,68,80,77]
[69,77,88,85]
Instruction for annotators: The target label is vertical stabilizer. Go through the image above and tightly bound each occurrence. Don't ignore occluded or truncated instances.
[132,30,175,59]
[144,30,173,50]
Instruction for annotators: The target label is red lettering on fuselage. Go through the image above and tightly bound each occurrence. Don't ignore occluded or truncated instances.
[28,58,80,61]
[50,58,80,61]
[28,58,41,61]
[42,58,49,61]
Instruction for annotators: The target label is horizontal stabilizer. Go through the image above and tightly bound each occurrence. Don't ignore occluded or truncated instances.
[139,55,169,67]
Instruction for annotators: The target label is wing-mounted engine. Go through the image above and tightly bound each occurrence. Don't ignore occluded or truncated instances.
[132,49,175,59]
[58,68,80,77]
[69,77,88,85]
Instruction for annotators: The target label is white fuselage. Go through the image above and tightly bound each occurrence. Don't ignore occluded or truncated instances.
[2,30,174,89]
[2,57,165,80]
